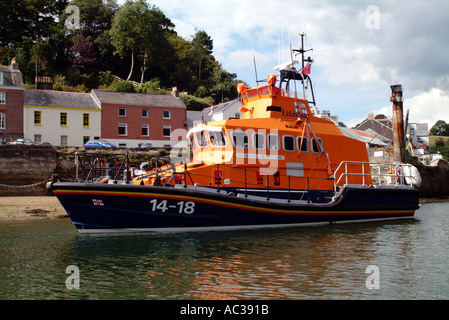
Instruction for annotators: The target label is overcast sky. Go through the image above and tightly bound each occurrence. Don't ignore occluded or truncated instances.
[135,0,449,128]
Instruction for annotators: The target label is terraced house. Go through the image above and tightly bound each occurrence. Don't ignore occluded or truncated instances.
[24,90,102,146]
[2,62,188,147]
[91,89,187,148]
[0,60,25,143]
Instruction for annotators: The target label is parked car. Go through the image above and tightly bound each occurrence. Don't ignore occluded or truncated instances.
[84,139,116,148]
[138,143,153,149]
[7,138,35,145]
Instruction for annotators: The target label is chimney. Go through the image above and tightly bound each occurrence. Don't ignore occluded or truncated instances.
[10,57,19,70]
[171,86,179,98]
[368,113,374,119]
[391,84,405,163]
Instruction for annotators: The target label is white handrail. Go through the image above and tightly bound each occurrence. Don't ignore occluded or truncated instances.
[334,161,417,190]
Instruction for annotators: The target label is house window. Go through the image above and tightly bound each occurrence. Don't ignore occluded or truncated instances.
[34,134,42,143]
[163,110,171,119]
[0,92,5,104]
[0,72,3,85]
[118,108,126,117]
[60,112,68,126]
[142,109,148,118]
[83,136,90,144]
[163,125,171,137]
[34,111,42,125]
[142,124,149,136]
[83,113,90,128]
[0,112,5,129]
[118,123,127,136]
[60,135,68,147]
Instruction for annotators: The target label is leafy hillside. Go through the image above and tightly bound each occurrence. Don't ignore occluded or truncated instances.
[0,0,243,107]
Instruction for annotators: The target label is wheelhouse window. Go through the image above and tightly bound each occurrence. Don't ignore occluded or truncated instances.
[231,131,248,150]
[253,132,265,150]
[297,136,308,153]
[209,131,226,147]
[283,135,295,152]
[195,131,207,147]
[267,134,280,151]
[311,138,323,153]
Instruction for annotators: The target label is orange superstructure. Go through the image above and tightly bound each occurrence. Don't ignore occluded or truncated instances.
[133,72,372,193]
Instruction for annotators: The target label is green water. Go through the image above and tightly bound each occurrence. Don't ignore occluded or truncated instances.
[0,202,448,300]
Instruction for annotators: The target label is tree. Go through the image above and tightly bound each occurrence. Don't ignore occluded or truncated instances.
[109,0,174,82]
[433,138,449,161]
[430,120,449,136]
[191,30,215,84]
[68,37,98,74]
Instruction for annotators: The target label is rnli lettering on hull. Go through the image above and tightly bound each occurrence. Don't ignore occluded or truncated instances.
[236,153,285,160]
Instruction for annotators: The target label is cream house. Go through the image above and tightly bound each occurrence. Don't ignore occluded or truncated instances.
[24,89,101,146]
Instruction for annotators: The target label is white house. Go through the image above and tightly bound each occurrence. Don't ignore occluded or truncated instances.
[204,99,242,122]
[24,89,101,147]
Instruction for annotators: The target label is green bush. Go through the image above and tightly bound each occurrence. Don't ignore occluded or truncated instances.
[180,94,211,111]
[53,83,63,91]
[114,81,136,93]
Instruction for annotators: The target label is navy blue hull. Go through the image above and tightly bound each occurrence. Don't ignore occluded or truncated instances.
[51,182,420,234]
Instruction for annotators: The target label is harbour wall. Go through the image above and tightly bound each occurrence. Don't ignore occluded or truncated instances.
[0,146,448,200]
[0,145,154,196]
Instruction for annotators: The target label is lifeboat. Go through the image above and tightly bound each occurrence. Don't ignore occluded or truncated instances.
[49,35,421,234]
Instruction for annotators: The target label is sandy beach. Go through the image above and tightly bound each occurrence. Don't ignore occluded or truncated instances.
[0,196,68,221]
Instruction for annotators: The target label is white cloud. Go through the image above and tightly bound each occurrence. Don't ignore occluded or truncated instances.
[142,0,449,125]
[405,88,449,128]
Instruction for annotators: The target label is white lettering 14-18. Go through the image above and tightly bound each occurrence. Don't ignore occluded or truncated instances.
[150,199,195,214]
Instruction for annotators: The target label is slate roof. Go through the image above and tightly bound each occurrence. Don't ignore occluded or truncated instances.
[355,118,393,143]
[24,89,100,109]
[0,64,24,88]
[91,89,186,109]
[338,126,387,146]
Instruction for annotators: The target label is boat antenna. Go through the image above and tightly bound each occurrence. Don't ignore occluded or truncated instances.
[253,53,260,85]
[251,34,261,85]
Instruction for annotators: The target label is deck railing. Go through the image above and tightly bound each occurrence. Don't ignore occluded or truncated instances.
[333,161,417,190]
